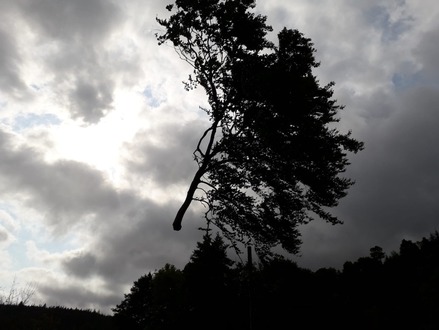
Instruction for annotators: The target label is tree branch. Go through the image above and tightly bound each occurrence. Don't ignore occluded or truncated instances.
[200,180,217,190]
[173,118,220,231]
[193,124,213,160]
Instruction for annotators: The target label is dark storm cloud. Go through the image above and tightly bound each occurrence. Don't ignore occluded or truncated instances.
[298,84,439,270]
[61,199,202,287]
[332,21,439,252]
[351,87,439,235]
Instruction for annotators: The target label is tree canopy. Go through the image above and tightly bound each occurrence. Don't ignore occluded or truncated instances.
[113,231,439,330]
[157,0,363,256]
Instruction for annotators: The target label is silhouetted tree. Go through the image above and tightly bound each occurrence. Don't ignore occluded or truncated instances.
[113,264,186,330]
[148,264,186,330]
[399,239,420,259]
[184,233,234,286]
[184,233,235,329]
[112,273,153,329]
[157,0,363,256]
[251,256,319,328]
[369,246,385,263]
[314,267,340,303]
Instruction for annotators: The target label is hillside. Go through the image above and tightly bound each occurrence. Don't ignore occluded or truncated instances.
[0,304,118,330]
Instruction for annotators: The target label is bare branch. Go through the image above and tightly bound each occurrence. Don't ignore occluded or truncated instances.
[193,196,210,208]
[173,118,220,231]
[196,186,209,196]
[200,180,217,190]
[193,125,212,159]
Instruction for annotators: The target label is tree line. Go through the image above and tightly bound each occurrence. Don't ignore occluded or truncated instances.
[0,304,117,329]
[1,231,438,329]
[113,231,439,330]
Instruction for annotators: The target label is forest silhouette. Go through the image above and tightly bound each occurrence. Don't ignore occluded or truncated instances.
[112,231,439,330]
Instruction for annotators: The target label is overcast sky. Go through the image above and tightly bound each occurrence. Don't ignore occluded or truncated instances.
[0,0,438,313]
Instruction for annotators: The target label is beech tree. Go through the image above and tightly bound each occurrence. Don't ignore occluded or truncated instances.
[157,0,363,255]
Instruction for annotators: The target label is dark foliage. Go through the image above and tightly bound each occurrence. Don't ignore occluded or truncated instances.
[183,233,234,328]
[113,234,235,330]
[338,232,439,329]
[114,231,439,330]
[113,264,186,330]
[148,264,186,330]
[112,273,154,329]
[0,304,117,330]
[157,0,363,256]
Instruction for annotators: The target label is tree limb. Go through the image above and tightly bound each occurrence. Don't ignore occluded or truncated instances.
[173,118,220,230]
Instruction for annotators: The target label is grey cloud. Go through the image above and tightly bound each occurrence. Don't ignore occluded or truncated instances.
[0,25,27,98]
[125,119,207,186]
[415,30,439,83]
[351,90,439,232]
[18,0,121,42]
[0,129,128,231]
[298,85,439,270]
[62,252,97,278]
[12,0,124,123]
[363,3,413,42]
[0,229,8,242]
[0,127,203,300]
[56,197,204,313]
[61,198,202,287]
[69,78,114,123]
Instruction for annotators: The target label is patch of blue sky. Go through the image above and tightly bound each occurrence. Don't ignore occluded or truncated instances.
[142,86,164,108]
[30,84,41,92]
[7,219,76,270]
[381,17,412,43]
[364,4,413,42]
[392,71,422,91]
[0,204,26,269]
[8,237,30,270]
[13,113,61,132]
[391,56,439,91]
[0,202,19,226]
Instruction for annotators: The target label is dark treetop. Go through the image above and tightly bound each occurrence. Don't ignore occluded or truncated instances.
[157,0,363,256]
